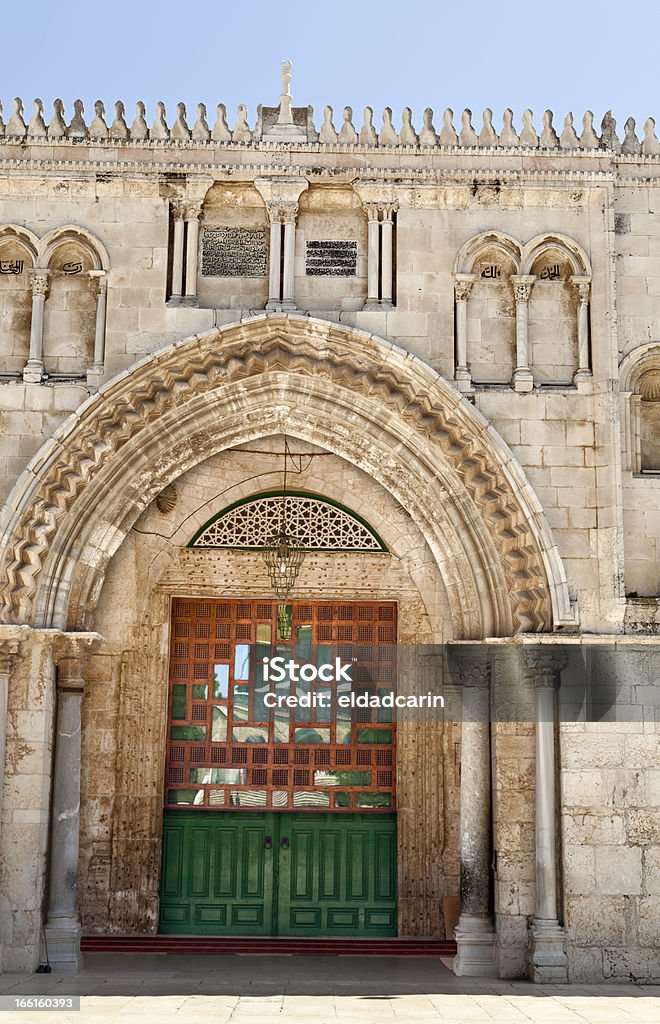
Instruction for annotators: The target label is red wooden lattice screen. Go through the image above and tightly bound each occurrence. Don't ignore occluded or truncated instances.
[165,599,397,811]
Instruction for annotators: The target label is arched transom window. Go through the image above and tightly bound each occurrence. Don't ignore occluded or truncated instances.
[189,491,388,552]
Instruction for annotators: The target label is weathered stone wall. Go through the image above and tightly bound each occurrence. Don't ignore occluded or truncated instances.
[560,645,660,983]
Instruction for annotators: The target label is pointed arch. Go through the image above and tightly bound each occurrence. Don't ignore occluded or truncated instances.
[0,314,575,637]
[39,224,110,270]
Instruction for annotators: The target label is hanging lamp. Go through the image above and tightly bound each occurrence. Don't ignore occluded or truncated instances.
[261,438,306,598]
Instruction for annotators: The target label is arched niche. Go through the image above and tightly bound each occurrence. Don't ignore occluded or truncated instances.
[639,370,660,471]
[620,342,660,473]
[195,182,269,310]
[523,233,592,386]
[527,247,579,384]
[39,226,109,378]
[0,225,38,374]
[294,185,367,312]
[466,246,518,384]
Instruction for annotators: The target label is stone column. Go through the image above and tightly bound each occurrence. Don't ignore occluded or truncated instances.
[184,202,202,305]
[380,204,396,308]
[454,274,476,393]
[450,646,497,977]
[170,202,185,302]
[87,271,107,384]
[523,647,568,984]
[254,178,308,312]
[43,650,88,971]
[281,203,299,311]
[511,275,536,393]
[266,213,283,308]
[23,270,49,383]
[570,276,592,383]
[0,640,20,838]
[364,204,381,309]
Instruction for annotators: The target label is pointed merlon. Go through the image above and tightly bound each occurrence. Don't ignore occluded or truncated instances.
[320,106,338,144]
[478,108,498,146]
[212,104,231,142]
[400,107,418,146]
[28,98,47,138]
[379,107,399,146]
[359,107,377,146]
[338,106,358,145]
[459,109,478,147]
[439,108,458,146]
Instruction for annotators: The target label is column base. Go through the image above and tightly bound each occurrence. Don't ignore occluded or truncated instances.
[455,368,474,395]
[574,369,593,394]
[362,299,381,310]
[22,360,44,384]
[86,365,104,389]
[266,300,297,312]
[513,368,534,393]
[453,915,498,977]
[180,296,200,308]
[43,919,82,973]
[529,919,568,984]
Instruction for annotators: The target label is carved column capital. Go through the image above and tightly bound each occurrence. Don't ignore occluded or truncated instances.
[454,273,477,302]
[522,647,567,688]
[29,269,49,296]
[53,632,102,692]
[89,269,107,295]
[171,201,186,222]
[448,644,491,687]
[183,200,203,222]
[254,176,308,223]
[570,274,591,303]
[380,202,398,220]
[269,200,299,224]
[511,274,536,303]
[0,640,21,675]
[363,202,381,222]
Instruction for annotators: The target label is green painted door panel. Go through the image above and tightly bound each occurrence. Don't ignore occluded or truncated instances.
[277,813,397,936]
[159,811,275,934]
[159,811,396,936]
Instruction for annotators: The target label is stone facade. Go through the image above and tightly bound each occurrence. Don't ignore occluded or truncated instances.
[0,82,658,982]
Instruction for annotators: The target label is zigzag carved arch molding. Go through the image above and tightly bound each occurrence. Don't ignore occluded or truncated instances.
[0,314,574,635]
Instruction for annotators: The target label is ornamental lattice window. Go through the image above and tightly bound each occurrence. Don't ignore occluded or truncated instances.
[189,492,387,552]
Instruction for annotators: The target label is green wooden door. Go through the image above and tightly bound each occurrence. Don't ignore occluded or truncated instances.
[159,811,276,934]
[277,812,397,936]
[159,811,396,936]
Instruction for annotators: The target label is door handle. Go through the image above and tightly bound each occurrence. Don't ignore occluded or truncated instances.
[264,835,272,849]
[280,836,289,850]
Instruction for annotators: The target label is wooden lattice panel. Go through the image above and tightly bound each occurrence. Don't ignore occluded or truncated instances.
[165,599,397,812]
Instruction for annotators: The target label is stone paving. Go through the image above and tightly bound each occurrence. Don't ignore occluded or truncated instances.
[0,955,659,1024]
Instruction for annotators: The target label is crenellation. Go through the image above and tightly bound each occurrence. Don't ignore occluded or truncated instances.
[2,98,658,152]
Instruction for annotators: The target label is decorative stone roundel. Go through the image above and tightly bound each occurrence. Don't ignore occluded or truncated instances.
[190,492,387,552]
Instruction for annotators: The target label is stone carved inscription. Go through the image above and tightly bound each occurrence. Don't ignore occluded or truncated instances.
[305,240,357,277]
[201,227,267,278]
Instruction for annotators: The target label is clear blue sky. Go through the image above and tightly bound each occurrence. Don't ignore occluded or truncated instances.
[1,0,655,135]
